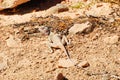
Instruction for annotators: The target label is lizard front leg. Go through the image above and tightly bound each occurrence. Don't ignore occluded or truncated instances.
[47,42,58,53]
[47,43,53,53]
[62,35,69,45]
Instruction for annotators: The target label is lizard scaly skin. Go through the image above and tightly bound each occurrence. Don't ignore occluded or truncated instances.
[48,32,70,59]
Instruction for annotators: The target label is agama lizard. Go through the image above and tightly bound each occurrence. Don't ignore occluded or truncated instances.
[47,32,71,59]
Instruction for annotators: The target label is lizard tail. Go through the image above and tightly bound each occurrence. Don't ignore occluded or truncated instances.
[61,45,75,65]
[62,46,71,59]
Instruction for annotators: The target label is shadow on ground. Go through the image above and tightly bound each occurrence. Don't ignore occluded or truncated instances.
[0,0,64,15]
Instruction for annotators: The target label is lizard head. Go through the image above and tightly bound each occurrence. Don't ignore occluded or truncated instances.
[38,26,50,35]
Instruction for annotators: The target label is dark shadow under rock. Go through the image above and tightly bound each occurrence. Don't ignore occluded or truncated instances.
[0,0,64,15]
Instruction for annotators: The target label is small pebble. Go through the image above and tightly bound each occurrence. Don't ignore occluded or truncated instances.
[6,35,21,47]
[58,58,77,68]
[56,73,68,80]
[77,61,90,68]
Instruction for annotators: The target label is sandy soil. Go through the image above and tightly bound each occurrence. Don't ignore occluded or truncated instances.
[0,0,120,80]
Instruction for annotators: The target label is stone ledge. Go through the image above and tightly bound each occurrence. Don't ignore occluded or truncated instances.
[0,0,30,10]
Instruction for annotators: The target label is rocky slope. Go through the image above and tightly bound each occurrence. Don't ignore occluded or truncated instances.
[0,0,120,80]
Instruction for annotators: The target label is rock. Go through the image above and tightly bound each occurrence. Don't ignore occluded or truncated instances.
[65,0,86,3]
[58,58,77,68]
[45,4,69,16]
[103,35,119,44]
[69,21,92,35]
[56,73,68,80]
[53,12,81,19]
[56,4,69,13]
[85,3,113,18]
[0,53,8,71]
[77,61,90,68]
[0,0,30,10]
[108,17,115,22]
[6,35,21,47]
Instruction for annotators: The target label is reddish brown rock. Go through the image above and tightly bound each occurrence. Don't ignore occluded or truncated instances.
[0,0,30,10]
[77,61,90,68]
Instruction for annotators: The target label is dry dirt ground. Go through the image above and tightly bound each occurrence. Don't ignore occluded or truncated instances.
[0,0,120,80]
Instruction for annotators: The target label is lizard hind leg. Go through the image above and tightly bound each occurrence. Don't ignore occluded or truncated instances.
[60,45,71,59]
[47,43,54,53]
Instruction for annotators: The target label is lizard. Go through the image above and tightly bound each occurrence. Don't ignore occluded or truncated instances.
[47,31,71,59]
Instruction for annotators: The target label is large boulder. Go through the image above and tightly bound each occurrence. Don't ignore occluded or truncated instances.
[0,0,30,10]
